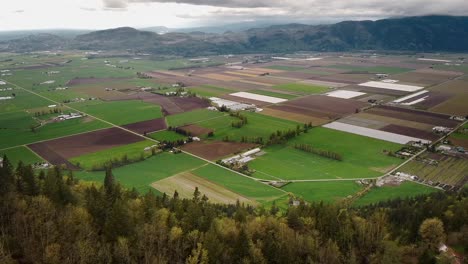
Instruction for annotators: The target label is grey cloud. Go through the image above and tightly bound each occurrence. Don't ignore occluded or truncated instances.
[103,0,128,9]
[14,10,24,13]
[102,0,468,19]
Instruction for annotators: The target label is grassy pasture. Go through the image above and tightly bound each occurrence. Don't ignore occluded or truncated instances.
[272,83,329,94]
[282,181,363,203]
[354,181,438,206]
[71,100,163,125]
[249,127,402,181]
[148,130,187,142]
[166,109,227,127]
[188,85,235,97]
[0,146,44,166]
[0,88,51,113]
[0,110,37,129]
[75,152,206,193]
[192,164,286,204]
[198,112,300,142]
[69,140,156,170]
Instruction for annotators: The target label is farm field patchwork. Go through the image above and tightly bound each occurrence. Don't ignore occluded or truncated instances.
[247,89,298,100]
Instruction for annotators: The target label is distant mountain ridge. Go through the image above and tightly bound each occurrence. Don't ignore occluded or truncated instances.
[1,15,468,55]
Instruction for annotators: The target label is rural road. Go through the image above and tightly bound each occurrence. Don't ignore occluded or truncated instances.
[1,78,288,194]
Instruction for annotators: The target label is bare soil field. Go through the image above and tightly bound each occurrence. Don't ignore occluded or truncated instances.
[28,143,79,170]
[28,127,143,163]
[178,124,213,136]
[430,95,468,116]
[392,71,457,86]
[351,112,435,131]
[260,107,329,125]
[151,171,254,205]
[181,141,257,161]
[380,124,439,141]
[413,92,453,109]
[122,118,167,134]
[348,85,408,96]
[283,95,368,118]
[367,105,459,127]
[170,97,211,112]
[449,137,468,149]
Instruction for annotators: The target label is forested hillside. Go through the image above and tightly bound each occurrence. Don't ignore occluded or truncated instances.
[0,155,466,263]
[1,16,468,55]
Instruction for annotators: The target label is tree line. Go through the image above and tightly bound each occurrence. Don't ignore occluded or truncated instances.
[0,155,466,263]
[294,143,343,161]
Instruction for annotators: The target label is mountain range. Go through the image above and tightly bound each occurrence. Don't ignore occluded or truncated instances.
[1,15,467,56]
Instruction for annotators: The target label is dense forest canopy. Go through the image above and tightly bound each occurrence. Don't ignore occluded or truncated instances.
[0,154,467,263]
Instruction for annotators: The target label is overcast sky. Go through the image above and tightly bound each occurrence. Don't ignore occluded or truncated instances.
[1,0,467,31]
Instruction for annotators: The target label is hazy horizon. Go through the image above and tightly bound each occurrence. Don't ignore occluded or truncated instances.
[1,0,467,31]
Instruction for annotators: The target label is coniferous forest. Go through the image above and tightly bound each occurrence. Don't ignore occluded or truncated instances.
[0,155,467,264]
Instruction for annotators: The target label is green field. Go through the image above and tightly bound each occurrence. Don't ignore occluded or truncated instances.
[354,181,438,206]
[330,65,413,74]
[248,89,298,99]
[0,88,52,113]
[75,152,206,193]
[188,85,234,97]
[166,109,227,127]
[148,130,187,141]
[0,117,110,149]
[70,140,156,170]
[71,100,162,125]
[272,83,329,94]
[282,181,363,203]
[192,164,286,204]
[250,127,403,180]
[0,146,43,166]
[0,110,37,129]
[198,112,300,142]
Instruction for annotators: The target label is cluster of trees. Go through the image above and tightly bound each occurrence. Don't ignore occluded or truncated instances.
[230,112,248,128]
[0,155,466,263]
[136,72,152,79]
[33,108,62,117]
[159,139,189,151]
[169,126,193,137]
[294,143,343,161]
[266,123,312,145]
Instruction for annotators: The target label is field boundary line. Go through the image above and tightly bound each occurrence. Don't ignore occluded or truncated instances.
[2,78,287,194]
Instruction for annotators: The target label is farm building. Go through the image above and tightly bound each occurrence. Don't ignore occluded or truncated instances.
[210,97,256,111]
[0,96,13,100]
[432,126,452,134]
[0,81,6,85]
[55,113,83,121]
